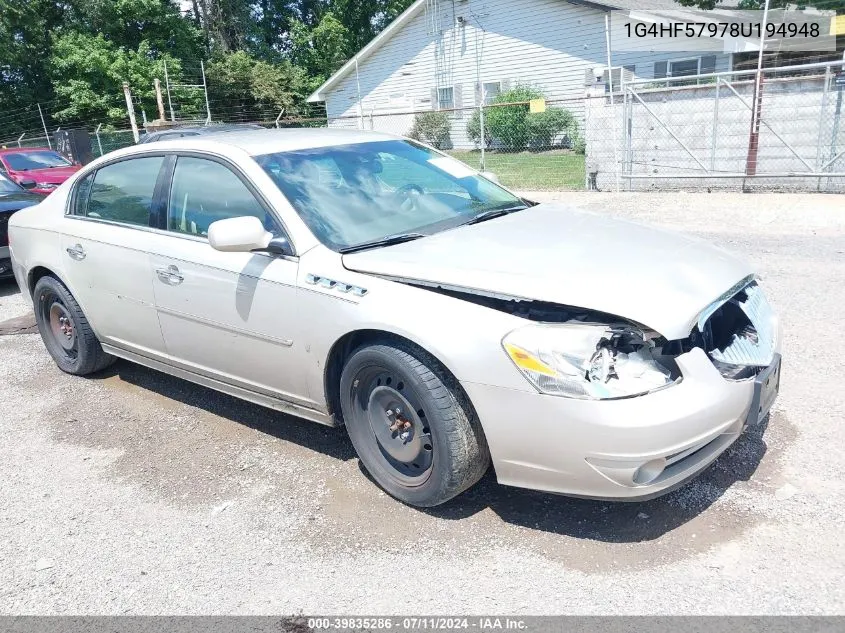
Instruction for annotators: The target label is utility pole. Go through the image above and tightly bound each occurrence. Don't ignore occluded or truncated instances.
[123,82,140,143]
[154,78,167,120]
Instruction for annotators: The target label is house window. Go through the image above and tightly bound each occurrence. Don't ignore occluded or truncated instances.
[669,58,700,78]
[602,66,635,93]
[438,87,454,110]
[653,56,717,85]
[388,92,408,107]
[482,81,501,105]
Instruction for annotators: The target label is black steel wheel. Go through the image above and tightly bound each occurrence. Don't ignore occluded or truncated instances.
[339,339,490,507]
[33,275,114,375]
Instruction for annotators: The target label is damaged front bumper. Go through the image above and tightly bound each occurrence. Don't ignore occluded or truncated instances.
[463,346,778,499]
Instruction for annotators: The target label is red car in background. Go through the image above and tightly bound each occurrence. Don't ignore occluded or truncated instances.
[0,147,81,195]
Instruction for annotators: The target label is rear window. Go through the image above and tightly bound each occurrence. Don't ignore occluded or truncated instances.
[85,157,164,226]
[3,151,71,171]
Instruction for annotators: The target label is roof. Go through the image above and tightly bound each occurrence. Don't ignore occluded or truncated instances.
[125,128,399,157]
[306,0,687,103]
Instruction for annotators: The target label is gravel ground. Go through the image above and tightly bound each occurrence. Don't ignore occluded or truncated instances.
[0,192,843,615]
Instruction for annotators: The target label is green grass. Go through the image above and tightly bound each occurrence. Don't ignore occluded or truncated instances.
[447,150,585,191]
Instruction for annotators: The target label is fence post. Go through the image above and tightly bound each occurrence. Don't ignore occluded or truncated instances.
[201,60,212,125]
[816,65,831,191]
[624,85,633,191]
[95,124,104,156]
[16,133,25,147]
[604,13,620,193]
[154,78,166,120]
[123,82,140,143]
[710,78,720,171]
[829,71,843,192]
[37,104,52,149]
[163,60,175,121]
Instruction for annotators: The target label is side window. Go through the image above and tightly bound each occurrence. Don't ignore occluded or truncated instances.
[72,172,94,216]
[167,156,279,237]
[87,157,164,226]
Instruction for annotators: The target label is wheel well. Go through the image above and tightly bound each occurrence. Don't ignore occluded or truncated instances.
[324,329,459,425]
[27,266,58,297]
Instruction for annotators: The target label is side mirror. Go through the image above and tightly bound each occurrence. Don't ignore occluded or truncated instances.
[480,170,500,184]
[208,216,273,253]
[19,179,37,190]
[264,236,295,257]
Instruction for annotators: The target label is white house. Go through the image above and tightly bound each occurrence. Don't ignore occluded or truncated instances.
[307,0,736,147]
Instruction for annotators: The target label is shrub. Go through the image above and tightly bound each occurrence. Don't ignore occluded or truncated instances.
[484,85,544,150]
[466,109,492,148]
[526,107,577,149]
[484,85,578,151]
[409,111,452,149]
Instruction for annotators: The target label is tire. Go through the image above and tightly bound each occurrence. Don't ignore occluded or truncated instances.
[33,275,115,376]
[339,340,490,507]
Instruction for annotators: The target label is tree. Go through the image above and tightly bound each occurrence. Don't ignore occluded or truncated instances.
[206,50,306,120]
[289,12,351,92]
[69,0,203,60]
[49,32,191,126]
[0,0,71,139]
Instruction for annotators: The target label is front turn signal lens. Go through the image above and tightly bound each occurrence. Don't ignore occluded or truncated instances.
[504,343,557,377]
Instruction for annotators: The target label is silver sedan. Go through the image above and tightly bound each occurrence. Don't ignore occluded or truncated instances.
[8,129,781,507]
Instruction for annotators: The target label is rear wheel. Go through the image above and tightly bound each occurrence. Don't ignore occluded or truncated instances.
[33,275,114,375]
[339,340,490,507]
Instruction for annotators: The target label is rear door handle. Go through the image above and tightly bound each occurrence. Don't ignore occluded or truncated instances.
[156,264,184,285]
[66,244,86,261]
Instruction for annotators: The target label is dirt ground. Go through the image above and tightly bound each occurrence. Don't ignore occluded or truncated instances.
[0,191,843,614]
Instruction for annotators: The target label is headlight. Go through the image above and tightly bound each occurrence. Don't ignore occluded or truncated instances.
[503,323,677,399]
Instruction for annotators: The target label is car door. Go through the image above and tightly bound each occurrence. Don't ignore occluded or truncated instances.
[149,154,313,408]
[60,155,168,356]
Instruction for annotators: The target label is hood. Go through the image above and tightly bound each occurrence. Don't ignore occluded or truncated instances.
[0,192,44,213]
[342,204,753,340]
[13,165,81,184]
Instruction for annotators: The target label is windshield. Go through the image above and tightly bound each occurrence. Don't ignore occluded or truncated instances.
[4,150,72,171]
[255,140,524,250]
[0,174,22,193]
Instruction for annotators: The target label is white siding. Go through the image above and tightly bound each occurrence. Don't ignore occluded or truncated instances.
[325,0,731,147]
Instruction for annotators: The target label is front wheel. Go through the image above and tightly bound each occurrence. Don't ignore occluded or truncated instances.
[339,340,490,507]
[33,275,115,375]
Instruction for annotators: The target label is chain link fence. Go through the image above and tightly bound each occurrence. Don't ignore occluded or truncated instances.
[2,60,842,193]
[586,60,845,192]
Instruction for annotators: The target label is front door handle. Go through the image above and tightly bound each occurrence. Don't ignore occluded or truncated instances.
[156,265,184,286]
[66,244,86,261]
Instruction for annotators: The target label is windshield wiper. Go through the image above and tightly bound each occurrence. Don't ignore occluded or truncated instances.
[462,205,528,226]
[339,232,426,254]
